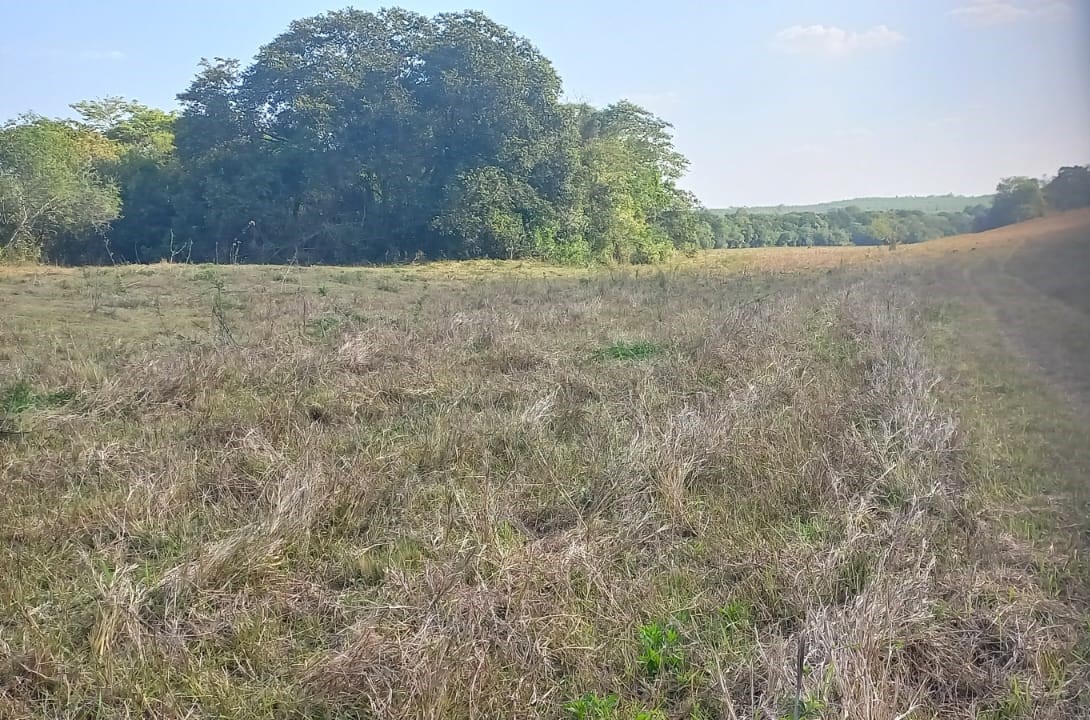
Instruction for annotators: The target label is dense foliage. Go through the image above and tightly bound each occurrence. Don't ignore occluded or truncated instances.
[2,9,704,265]
[1,6,1088,265]
[0,116,121,261]
[697,205,982,249]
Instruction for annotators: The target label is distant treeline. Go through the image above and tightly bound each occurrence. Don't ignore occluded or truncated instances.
[714,194,994,216]
[697,169,1089,249]
[695,206,977,248]
[1,7,1089,265]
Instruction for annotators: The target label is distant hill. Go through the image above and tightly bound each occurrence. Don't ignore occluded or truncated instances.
[713,194,993,215]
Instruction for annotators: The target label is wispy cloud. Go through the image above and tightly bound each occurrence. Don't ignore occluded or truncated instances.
[948,0,1071,26]
[772,24,905,57]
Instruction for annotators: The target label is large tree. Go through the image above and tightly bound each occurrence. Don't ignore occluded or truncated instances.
[171,8,581,263]
[978,176,1045,230]
[1044,165,1090,212]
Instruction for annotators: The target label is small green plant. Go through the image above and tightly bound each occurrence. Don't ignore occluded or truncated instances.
[981,676,1033,720]
[210,290,236,345]
[565,692,618,720]
[637,622,683,678]
[795,517,828,544]
[194,267,225,291]
[1,381,75,414]
[593,340,661,362]
[633,710,667,720]
[317,284,329,297]
[654,269,669,290]
[787,694,826,720]
[719,599,752,633]
[411,292,427,323]
[306,314,344,339]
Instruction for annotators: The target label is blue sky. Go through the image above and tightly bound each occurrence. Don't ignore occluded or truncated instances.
[1,0,1087,206]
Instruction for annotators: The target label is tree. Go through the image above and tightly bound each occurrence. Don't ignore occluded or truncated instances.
[868,214,897,249]
[163,10,705,265]
[72,99,179,262]
[571,101,698,262]
[0,117,120,262]
[170,9,582,263]
[978,176,1045,231]
[1044,165,1090,211]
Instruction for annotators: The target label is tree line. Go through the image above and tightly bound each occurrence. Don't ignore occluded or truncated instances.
[700,166,1090,250]
[2,7,1088,266]
[1,9,706,266]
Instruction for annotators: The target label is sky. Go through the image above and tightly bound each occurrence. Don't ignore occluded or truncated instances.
[1,0,1087,206]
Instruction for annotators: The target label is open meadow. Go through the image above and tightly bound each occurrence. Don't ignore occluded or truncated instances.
[2,211,1089,719]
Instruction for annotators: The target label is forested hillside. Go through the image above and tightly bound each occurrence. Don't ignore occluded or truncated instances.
[1,7,1088,265]
[715,194,993,215]
[700,169,1089,248]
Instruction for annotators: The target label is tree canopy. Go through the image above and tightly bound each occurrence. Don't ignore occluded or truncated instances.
[160,9,700,265]
[1044,166,1090,212]
[977,176,1046,231]
[0,116,120,261]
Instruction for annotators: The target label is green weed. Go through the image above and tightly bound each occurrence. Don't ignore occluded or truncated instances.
[305,314,344,339]
[566,693,618,720]
[637,622,684,678]
[1,380,75,414]
[718,599,752,634]
[194,267,225,290]
[981,676,1033,720]
[593,340,661,361]
[783,694,827,720]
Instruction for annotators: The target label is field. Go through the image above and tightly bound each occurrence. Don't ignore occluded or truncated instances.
[2,211,1089,719]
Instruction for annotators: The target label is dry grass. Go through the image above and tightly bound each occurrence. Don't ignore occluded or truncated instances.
[2,214,1089,719]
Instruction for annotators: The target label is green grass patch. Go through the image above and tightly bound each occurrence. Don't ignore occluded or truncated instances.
[592,340,661,361]
[1,380,75,414]
[565,693,619,720]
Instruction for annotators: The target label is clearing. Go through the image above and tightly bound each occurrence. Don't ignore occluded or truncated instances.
[1,212,1088,719]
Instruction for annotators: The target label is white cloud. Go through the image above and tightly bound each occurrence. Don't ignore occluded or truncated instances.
[81,50,126,61]
[772,24,905,57]
[948,0,1071,26]
[949,2,1031,24]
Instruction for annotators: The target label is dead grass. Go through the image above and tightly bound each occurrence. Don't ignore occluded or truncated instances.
[2,214,1089,719]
